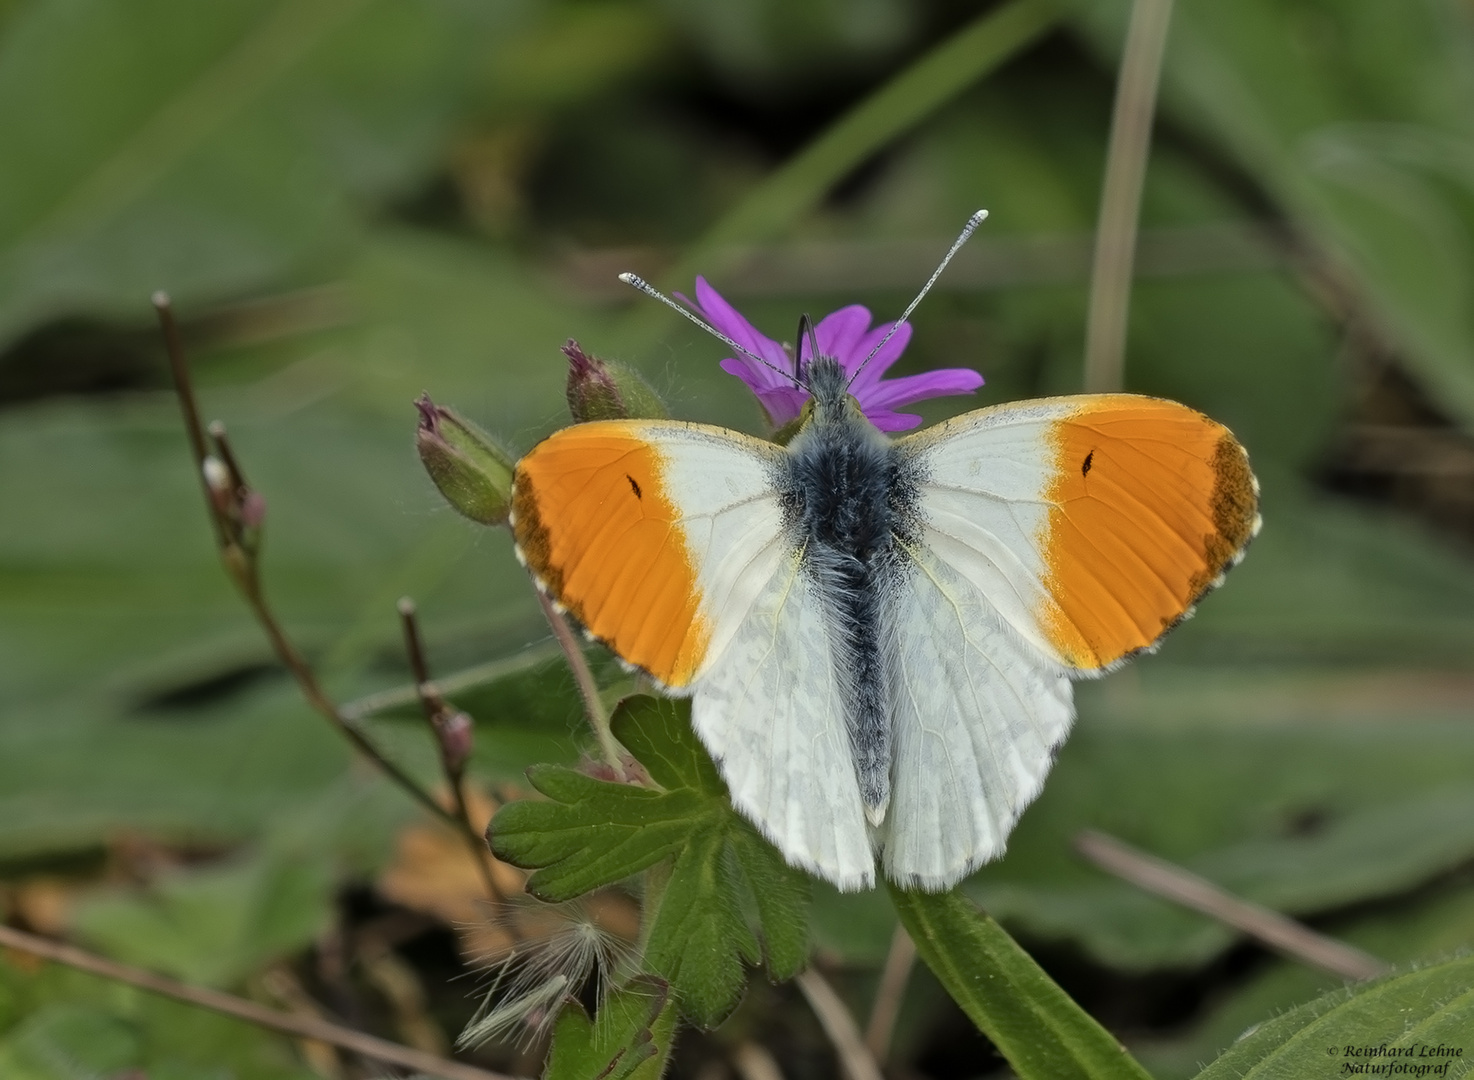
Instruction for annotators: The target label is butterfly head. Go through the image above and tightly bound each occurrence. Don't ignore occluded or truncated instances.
[799,353,864,425]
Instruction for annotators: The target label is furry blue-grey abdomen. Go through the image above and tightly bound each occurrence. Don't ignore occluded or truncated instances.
[780,360,921,819]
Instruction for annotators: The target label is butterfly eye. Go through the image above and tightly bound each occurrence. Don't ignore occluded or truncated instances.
[771,399,818,447]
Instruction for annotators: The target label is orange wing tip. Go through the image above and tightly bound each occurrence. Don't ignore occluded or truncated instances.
[1039,403,1259,672]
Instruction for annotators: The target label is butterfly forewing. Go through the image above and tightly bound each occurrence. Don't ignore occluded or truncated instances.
[511,420,786,689]
[900,394,1260,673]
[513,420,874,887]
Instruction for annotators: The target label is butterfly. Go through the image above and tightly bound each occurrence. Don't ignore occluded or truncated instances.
[510,213,1259,892]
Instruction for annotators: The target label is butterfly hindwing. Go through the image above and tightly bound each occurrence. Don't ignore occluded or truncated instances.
[882,540,1073,889]
[692,551,876,891]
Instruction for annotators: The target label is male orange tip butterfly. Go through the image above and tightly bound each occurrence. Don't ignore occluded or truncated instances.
[510,211,1259,891]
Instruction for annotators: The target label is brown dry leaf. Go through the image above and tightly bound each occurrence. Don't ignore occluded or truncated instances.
[377,788,526,957]
[12,877,78,935]
[377,787,643,961]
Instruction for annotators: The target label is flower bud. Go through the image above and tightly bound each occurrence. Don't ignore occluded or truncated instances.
[240,490,267,530]
[563,340,666,422]
[415,395,515,526]
[434,709,474,776]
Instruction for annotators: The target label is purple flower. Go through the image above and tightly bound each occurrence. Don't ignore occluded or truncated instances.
[679,277,984,432]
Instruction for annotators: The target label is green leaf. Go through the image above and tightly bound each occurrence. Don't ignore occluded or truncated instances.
[0,1005,140,1080]
[0,0,513,347]
[890,885,1152,1080]
[621,0,1059,346]
[1067,0,1474,432]
[490,695,811,1025]
[544,976,678,1080]
[970,662,1474,970]
[1136,879,1474,1078]
[0,954,316,1079]
[1193,955,1474,1080]
[70,845,335,988]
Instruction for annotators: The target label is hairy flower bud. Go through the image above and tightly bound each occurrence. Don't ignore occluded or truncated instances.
[563,339,666,422]
[415,395,514,526]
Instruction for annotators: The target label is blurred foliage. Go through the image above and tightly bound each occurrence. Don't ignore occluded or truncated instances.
[3,0,1474,1075]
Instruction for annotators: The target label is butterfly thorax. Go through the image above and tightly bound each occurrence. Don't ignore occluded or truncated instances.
[782,356,916,824]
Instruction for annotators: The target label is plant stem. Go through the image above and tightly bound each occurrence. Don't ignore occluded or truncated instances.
[153,295,457,830]
[796,968,885,1080]
[398,596,506,903]
[1074,830,1389,981]
[1083,0,1176,392]
[0,924,518,1080]
[864,924,916,1062]
[535,591,625,779]
[618,0,1056,348]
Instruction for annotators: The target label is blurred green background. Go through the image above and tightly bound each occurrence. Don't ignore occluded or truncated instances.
[3,0,1474,1076]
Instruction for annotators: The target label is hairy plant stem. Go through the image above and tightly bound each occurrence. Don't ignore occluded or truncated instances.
[535,590,625,779]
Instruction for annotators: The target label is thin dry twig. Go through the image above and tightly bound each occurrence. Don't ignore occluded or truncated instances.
[864,924,916,1062]
[795,968,885,1080]
[1075,830,1390,981]
[0,923,520,1080]
[535,591,626,779]
[259,965,345,1077]
[398,597,506,903]
[1083,0,1176,392]
[153,293,456,830]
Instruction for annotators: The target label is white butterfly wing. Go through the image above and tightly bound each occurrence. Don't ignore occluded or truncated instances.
[514,420,875,888]
[879,394,1258,888]
[692,549,875,890]
[881,540,1072,890]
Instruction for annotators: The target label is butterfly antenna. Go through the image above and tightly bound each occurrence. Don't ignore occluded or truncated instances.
[847,209,988,387]
[618,273,802,388]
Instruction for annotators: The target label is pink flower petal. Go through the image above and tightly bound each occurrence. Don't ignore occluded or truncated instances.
[689,279,982,432]
[846,322,913,390]
[866,409,926,432]
[720,359,806,425]
[861,367,985,410]
[812,306,871,369]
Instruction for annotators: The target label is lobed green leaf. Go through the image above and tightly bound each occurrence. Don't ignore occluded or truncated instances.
[544,977,678,1080]
[490,695,811,1026]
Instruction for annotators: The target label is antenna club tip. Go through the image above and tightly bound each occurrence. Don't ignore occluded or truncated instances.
[971,209,989,224]
[617,272,641,285]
